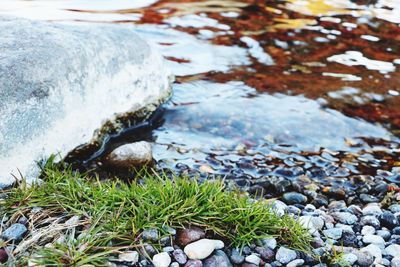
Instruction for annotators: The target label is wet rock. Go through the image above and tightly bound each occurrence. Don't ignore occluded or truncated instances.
[230,248,245,264]
[245,254,260,265]
[118,251,139,263]
[185,260,203,267]
[176,227,205,246]
[105,142,153,168]
[276,247,297,264]
[379,211,398,230]
[282,192,307,205]
[173,249,187,265]
[0,15,171,186]
[1,223,27,242]
[152,252,171,267]
[184,239,224,260]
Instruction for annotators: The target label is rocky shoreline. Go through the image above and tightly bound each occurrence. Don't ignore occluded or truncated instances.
[0,162,399,267]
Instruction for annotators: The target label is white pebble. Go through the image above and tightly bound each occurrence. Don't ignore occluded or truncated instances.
[152,252,171,267]
[245,254,261,265]
[184,239,220,260]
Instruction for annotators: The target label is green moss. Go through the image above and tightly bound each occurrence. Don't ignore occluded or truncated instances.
[1,165,312,265]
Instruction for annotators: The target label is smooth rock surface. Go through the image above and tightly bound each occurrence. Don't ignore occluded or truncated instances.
[0,15,172,186]
[184,239,222,260]
[152,252,171,267]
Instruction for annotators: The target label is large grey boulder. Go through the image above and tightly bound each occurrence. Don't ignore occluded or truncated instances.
[0,16,172,186]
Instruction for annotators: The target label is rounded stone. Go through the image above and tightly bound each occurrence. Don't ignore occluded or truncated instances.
[118,251,139,263]
[152,252,171,267]
[1,223,27,242]
[385,244,400,258]
[105,142,153,168]
[245,254,261,265]
[379,211,398,230]
[173,249,187,265]
[184,239,222,260]
[184,260,203,267]
[282,192,307,205]
[276,247,297,264]
[342,253,357,265]
[287,259,305,267]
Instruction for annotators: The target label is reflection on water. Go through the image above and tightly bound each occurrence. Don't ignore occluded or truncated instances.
[1,0,400,182]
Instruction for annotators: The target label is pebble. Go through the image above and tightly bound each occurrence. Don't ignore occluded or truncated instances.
[361,225,376,236]
[385,244,400,258]
[173,249,187,265]
[254,246,274,261]
[276,247,297,264]
[184,239,223,260]
[185,260,203,267]
[142,229,159,242]
[287,259,305,267]
[176,227,206,246]
[360,244,382,262]
[272,200,288,216]
[1,223,27,242]
[377,229,391,241]
[361,215,381,229]
[342,253,358,265]
[245,254,261,265]
[282,192,307,205]
[323,228,342,240]
[105,141,153,168]
[261,238,277,250]
[389,204,400,213]
[331,212,358,225]
[392,257,400,267]
[363,235,385,249]
[356,251,374,267]
[170,262,179,267]
[152,252,171,267]
[362,203,382,216]
[379,211,398,229]
[203,250,232,267]
[118,251,139,263]
[230,248,244,264]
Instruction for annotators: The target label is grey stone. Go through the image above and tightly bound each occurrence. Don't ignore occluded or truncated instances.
[331,212,358,225]
[245,254,261,265]
[106,142,153,168]
[255,246,274,261]
[203,250,232,267]
[261,238,277,250]
[392,257,400,267]
[0,15,171,186]
[230,248,244,264]
[276,247,297,264]
[362,203,382,216]
[376,229,391,241]
[184,260,203,267]
[385,244,400,258]
[287,259,305,267]
[176,227,205,246]
[363,235,385,249]
[323,228,343,240]
[1,223,27,242]
[361,225,376,236]
[389,204,400,213]
[361,215,381,229]
[282,192,307,205]
[342,253,357,265]
[379,211,398,230]
[356,251,374,267]
[142,228,159,242]
[173,249,187,265]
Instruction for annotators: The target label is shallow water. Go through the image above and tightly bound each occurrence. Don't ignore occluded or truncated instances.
[1,0,400,183]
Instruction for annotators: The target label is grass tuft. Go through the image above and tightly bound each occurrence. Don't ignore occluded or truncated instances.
[1,165,312,264]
